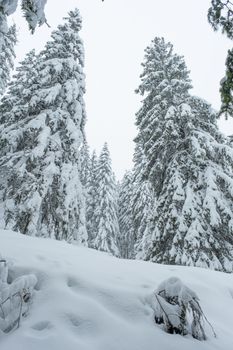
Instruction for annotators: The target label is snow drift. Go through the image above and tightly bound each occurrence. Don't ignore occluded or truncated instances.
[0,229,233,350]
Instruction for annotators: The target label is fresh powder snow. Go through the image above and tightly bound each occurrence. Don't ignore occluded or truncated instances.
[0,230,233,350]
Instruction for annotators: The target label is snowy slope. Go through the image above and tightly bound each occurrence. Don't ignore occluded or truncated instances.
[0,230,233,350]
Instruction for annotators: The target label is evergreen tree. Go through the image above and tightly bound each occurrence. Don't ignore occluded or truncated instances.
[94,143,119,255]
[118,171,134,258]
[0,9,87,244]
[0,49,37,124]
[130,142,154,259]
[132,179,154,260]
[85,150,99,246]
[0,0,46,94]
[0,49,37,199]
[79,141,91,188]
[208,0,233,39]
[208,0,233,117]
[135,37,192,188]
[146,98,233,271]
[136,37,233,272]
[0,24,17,97]
[220,48,233,117]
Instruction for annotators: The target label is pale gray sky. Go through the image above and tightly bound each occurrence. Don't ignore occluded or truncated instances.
[9,0,233,178]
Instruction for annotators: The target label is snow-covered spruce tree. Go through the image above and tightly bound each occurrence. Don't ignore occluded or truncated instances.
[0,49,37,200]
[79,144,101,246]
[0,0,46,94]
[94,143,119,255]
[146,100,233,271]
[132,179,154,259]
[208,0,233,117]
[0,9,87,243]
[118,171,134,258]
[79,141,91,188]
[135,37,192,187]
[118,143,154,260]
[0,24,17,97]
[85,150,99,246]
[0,49,37,125]
[220,47,233,117]
[131,142,154,260]
[136,37,233,272]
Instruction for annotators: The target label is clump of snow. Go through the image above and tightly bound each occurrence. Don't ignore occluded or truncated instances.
[0,230,233,350]
[157,276,198,303]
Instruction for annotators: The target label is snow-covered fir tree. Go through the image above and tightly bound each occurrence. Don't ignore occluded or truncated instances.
[0,9,87,244]
[118,143,154,259]
[135,37,192,187]
[94,143,119,255]
[130,140,154,259]
[118,171,134,258]
[79,141,91,188]
[131,143,154,259]
[85,150,99,246]
[0,0,46,95]
[0,49,37,199]
[135,37,233,272]
[0,49,37,124]
[147,98,233,271]
[79,143,102,246]
[132,178,153,260]
[0,24,16,97]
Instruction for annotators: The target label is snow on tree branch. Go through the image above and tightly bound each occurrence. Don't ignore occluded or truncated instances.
[153,277,216,340]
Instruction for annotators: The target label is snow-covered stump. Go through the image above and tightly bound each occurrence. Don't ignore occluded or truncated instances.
[0,257,37,333]
[153,277,215,340]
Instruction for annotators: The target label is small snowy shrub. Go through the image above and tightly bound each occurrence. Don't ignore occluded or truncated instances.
[154,277,215,340]
[0,257,37,333]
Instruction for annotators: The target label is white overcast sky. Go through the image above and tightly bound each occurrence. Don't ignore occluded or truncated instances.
[9,0,233,178]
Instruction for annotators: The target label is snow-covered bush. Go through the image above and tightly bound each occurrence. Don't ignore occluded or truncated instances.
[0,256,37,333]
[153,277,215,340]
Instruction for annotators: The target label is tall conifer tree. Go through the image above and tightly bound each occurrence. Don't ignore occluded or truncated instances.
[118,171,134,258]
[0,49,37,124]
[0,24,16,97]
[85,151,99,246]
[0,9,87,244]
[135,37,233,271]
[135,37,192,187]
[94,143,119,255]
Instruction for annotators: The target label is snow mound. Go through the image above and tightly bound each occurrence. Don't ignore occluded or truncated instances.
[0,230,233,350]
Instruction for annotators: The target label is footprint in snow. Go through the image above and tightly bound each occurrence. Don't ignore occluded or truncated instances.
[31,321,53,331]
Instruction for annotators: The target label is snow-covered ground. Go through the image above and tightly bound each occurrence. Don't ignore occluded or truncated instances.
[0,230,233,350]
